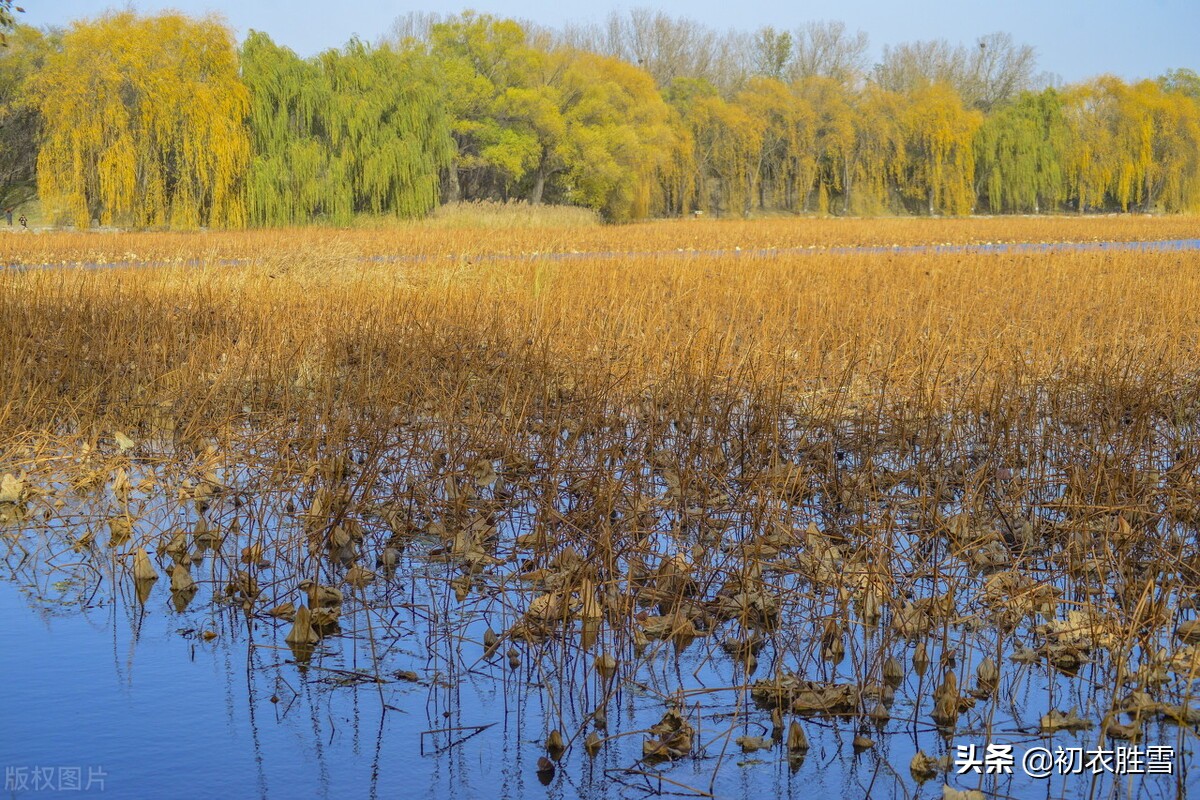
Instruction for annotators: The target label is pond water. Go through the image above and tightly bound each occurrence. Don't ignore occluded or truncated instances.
[3,435,1198,799]
[5,237,1200,273]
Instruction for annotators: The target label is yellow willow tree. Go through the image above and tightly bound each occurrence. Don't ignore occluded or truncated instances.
[903,82,981,215]
[849,85,907,215]
[33,12,249,228]
[1062,80,1120,212]
[793,76,855,214]
[1106,78,1200,212]
[555,52,679,221]
[1104,77,1155,211]
[735,77,817,212]
[693,95,762,216]
[1146,84,1200,212]
[667,78,762,215]
[657,106,696,216]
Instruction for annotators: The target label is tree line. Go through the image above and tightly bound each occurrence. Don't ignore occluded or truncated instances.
[2,10,1198,228]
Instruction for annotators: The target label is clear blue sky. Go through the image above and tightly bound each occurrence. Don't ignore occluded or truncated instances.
[23,1,1198,84]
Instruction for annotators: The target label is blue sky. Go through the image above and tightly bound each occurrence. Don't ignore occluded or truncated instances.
[23,1,1198,84]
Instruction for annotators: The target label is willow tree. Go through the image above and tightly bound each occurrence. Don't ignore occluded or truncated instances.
[1106,78,1200,212]
[1062,80,1121,212]
[241,33,334,224]
[668,78,761,215]
[735,77,817,212]
[1105,78,1155,211]
[1143,82,1200,212]
[34,12,249,228]
[849,85,907,214]
[974,89,1068,213]
[241,34,452,225]
[554,52,678,221]
[657,106,696,217]
[329,42,452,219]
[903,82,981,215]
[794,76,855,214]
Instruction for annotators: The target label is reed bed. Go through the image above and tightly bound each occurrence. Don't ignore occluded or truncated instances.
[2,220,1200,797]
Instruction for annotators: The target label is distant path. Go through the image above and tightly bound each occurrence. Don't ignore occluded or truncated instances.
[6,237,1200,271]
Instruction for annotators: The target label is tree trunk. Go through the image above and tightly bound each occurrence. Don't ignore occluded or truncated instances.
[843,161,852,215]
[529,168,546,205]
[529,151,549,205]
[442,167,461,203]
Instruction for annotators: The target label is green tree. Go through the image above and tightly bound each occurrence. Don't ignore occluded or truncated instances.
[974,89,1068,212]
[751,27,793,80]
[242,32,452,225]
[430,12,559,202]
[1158,68,1200,101]
[241,33,335,224]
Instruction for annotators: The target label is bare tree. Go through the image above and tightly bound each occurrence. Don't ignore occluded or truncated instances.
[873,32,1037,110]
[562,9,748,93]
[964,32,1038,111]
[791,21,870,86]
[552,18,608,55]
[873,38,966,94]
[384,12,443,47]
[626,9,715,86]
[751,26,793,80]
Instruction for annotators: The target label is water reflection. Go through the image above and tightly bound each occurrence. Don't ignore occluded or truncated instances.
[2,449,1199,799]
